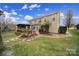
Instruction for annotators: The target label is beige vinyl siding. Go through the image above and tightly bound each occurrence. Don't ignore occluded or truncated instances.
[29,12,60,33]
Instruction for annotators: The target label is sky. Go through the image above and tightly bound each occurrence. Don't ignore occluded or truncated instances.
[0,3,79,25]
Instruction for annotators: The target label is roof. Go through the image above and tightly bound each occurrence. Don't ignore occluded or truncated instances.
[29,11,60,21]
[16,24,30,26]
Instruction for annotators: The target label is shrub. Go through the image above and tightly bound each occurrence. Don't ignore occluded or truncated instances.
[58,26,67,34]
[75,24,79,30]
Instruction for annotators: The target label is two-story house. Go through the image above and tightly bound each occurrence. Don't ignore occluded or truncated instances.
[29,12,60,33]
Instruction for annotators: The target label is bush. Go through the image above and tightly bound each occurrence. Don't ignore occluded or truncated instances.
[76,24,79,30]
[58,26,67,34]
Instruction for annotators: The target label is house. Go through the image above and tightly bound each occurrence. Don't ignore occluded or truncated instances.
[15,24,31,35]
[16,24,31,32]
[29,12,60,34]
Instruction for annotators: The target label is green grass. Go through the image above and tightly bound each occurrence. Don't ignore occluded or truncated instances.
[70,30,79,55]
[12,37,66,56]
[12,30,77,56]
[2,30,79,56]
[2,31,16,41]
[2,31,16,47]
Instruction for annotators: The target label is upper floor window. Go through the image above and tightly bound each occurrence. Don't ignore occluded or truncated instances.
[39,20,41,23]
[44,18,47,22]
[52,17,55,21]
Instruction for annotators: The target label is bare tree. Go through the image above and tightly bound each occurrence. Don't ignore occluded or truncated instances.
[1,14,17,32]
[6,18,16,31]
[66,9,73,29]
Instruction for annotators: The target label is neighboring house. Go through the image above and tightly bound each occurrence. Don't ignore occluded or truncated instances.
[29,12,60,33]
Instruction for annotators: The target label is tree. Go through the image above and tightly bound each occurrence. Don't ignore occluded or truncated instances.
[0,10,5,55]
[66,9,73,29]
[0,13,17,32]
[0,10,4,43]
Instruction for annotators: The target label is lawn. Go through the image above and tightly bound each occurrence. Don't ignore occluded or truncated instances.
[2,31,16,41]
[1,30,79,56]
[2,31,16,47]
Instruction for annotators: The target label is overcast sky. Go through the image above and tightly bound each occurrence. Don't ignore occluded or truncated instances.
[0,3,79,25]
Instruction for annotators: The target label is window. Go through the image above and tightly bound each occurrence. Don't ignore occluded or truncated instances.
[32,25,39,30]
[32,25,35,30]
[39,20,41,23]
[44,18,47,22]
[52,17,55,21]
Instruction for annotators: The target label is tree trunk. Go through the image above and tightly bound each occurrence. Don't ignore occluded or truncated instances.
[0,29,3,46]
[0,27,5,55]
